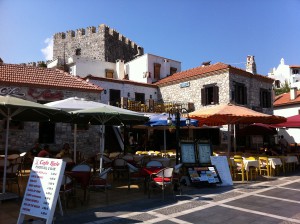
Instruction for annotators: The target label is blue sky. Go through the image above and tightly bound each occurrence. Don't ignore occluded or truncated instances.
[0,0,299,76]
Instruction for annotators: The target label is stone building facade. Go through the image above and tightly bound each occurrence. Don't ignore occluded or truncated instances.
[157,63,274,115]
[53,24,144,65]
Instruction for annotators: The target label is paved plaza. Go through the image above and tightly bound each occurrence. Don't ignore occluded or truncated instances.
[54,173,300,224]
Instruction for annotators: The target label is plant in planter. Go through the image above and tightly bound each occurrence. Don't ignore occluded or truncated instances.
[168,124,176,133]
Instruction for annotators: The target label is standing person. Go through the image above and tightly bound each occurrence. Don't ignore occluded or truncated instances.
[279,135,289,155]
[38,144,51,158]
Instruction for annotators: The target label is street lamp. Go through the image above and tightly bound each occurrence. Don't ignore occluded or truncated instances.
[167,107,191,164]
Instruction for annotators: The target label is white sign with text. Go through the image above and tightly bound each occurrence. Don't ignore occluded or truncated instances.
[18,157,66,224]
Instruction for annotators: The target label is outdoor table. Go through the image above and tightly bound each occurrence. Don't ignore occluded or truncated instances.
[284,156,298,164]
[268,158,282,169]
[66,170,91,202]
[243,159,259,172]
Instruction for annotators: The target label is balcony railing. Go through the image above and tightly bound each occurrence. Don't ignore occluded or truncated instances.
[110,98,194,113]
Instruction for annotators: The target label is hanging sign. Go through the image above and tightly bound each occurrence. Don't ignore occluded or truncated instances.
[18,157,66,224]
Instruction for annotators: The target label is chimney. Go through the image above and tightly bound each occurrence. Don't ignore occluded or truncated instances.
[290,87,297,100]
[246,55,257,74]
[116,59,125,79]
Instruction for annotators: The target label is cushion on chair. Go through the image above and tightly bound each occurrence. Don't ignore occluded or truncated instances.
[153,177,172,182]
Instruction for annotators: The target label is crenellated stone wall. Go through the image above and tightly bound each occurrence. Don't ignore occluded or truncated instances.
[53,24,144,64]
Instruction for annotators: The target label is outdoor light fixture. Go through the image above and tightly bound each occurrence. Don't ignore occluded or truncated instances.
[167,107,190,164]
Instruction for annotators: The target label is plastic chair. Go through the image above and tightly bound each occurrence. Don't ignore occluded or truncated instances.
[127,163,145,190]
[148,167,174,200]
[112,158,127,180]
[60,173,76,208]
[173,163,183,195]
[88,167,112,204]
[146,160,163,168]
[232,158,245,182]
[258,157,270,176]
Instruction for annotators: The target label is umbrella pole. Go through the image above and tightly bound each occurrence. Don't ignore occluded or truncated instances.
[227,124,231,156]
[164,128,166,157]
[99,125,105,173]
[73,124,77,163]
[2,112,10,194]
[233,124,237,154]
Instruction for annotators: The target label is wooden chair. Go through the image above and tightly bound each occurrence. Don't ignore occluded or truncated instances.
[148,167,174,200]
[244,156,258,181]
[1,163,21,195]
[258,157,270,176]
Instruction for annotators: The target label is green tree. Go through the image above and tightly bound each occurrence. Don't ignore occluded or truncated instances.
[274,81,290,96]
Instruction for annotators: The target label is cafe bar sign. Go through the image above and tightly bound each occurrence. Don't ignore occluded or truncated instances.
[18,158,66,224]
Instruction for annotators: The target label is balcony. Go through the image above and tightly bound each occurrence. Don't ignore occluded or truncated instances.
[115,98,194,113]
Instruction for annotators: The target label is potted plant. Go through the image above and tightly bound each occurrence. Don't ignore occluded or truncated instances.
[168,124,176,133]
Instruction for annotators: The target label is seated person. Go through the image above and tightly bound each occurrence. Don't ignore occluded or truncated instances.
[38,145,52,158]
[56,143,72,158]
[28,142,42,160]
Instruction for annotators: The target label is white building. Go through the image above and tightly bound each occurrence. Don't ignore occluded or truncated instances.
[268,58,300,89]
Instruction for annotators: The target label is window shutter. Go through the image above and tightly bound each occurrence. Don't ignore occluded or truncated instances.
[259,89,263,107]
[267,91,271,108]
[201,88,206,105]
[244,86,247,104]
[213,86,219,104]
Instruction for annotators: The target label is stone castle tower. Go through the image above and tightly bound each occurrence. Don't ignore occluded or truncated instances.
[53,24,144,64]
[246,55,257,75]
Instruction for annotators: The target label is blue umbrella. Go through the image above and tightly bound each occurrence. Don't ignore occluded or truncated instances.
[145,113,198,127]
[145,113,198,155]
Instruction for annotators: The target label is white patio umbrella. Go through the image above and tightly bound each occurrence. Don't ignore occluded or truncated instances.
[69,105,149,172]
[45,97,109,162]
[0,95,69,197]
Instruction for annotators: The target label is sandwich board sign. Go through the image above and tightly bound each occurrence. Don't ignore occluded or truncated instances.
[210,156,233,186]
[17,157,66,224]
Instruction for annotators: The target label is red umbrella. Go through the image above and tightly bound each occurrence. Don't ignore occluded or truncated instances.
[271,114,300,128]
[238,123,277,136]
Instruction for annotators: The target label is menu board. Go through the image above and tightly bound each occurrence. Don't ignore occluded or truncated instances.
[187,166,221,185]
[197,143,212,164]
[18,157,66,224]
[210,156,233,186]
[181,142,196,164]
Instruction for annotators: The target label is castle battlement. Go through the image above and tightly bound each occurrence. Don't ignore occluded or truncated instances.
[53,24,141,48]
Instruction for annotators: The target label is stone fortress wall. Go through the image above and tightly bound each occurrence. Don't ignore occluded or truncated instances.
[53,24,144,64]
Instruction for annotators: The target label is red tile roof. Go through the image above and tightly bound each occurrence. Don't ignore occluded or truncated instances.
[155,62,274,86]
[290,65,300,68]
[0,63,103,93]
[85,75,158,88]
[274,90,300,107]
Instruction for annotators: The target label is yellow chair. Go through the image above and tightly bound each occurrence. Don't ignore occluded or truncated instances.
[258,157,270,176]
[245,156,258,180]
[233,158,245,182]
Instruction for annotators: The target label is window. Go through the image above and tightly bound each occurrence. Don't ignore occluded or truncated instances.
[170,67,177,75]
[135,92,145,104]
[201,85,219,106]
[292,69,299,75]
[154,63,161,80]
[260,88,272,108]
[232,82,247,105]
[274,80,281,88]
[105,69,114,78]
[75,48,81,56]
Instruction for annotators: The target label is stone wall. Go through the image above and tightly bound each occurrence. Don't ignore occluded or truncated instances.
[158,71,230,110]
[53,24,144,64]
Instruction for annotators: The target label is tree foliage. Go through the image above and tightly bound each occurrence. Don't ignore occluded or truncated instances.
[274,81,290,96]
